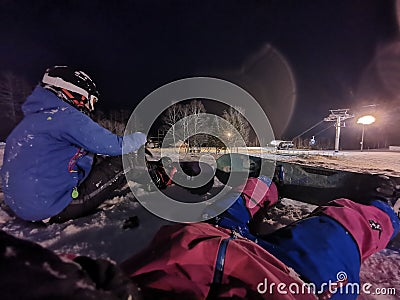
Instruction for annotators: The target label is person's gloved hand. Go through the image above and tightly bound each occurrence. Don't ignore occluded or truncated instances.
[367,175,400,206]
[123,132,147,154]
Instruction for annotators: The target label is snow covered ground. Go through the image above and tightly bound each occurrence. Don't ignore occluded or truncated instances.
[0,146,399,299]
[263,149,400,177]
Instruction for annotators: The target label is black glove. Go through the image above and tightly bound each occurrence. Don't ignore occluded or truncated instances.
[272,165,285,199]
[366,175,400,206]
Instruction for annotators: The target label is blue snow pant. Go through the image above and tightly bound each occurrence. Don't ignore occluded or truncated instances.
[258,216,361,299]
[213,195,361,299]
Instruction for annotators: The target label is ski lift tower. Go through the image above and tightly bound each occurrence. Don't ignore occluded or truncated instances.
[324,109,354,152]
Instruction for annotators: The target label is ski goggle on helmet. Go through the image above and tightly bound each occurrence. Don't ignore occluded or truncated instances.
[41,66,100,113]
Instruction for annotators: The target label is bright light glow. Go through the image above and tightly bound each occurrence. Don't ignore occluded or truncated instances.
[357,115,376,125]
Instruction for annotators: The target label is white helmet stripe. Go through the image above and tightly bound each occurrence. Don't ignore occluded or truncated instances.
[42,73,90,99]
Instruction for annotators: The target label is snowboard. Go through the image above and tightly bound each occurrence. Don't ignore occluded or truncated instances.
[215,153,400,206]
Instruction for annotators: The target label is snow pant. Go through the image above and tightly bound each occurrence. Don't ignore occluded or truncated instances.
[49,155,127,223]
[215,208,361,299]
[257,216,361,300]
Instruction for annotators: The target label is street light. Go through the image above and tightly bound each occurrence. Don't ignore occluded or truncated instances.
[357,115,376,151]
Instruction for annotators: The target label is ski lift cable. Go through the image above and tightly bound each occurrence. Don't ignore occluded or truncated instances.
[292,120,325,140]
[313,123,335,137]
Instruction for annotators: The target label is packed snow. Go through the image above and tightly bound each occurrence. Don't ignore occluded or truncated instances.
[263,149,400,177]
[0,145,399,299]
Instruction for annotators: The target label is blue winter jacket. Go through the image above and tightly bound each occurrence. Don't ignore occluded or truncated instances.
[1,86,146,221]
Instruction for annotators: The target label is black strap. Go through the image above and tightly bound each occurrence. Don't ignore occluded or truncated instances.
[207,234,235,299]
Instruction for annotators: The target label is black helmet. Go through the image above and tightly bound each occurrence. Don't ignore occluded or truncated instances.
[41,66,100,114]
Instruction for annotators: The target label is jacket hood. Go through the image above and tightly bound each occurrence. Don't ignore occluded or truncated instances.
[22,85,67,115]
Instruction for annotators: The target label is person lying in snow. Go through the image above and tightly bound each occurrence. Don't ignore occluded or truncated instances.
[122,174,400,300]
[2,173,399,299]
[0,66,146,224]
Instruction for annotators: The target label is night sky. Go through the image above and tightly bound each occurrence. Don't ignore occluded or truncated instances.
[1,0,399,148]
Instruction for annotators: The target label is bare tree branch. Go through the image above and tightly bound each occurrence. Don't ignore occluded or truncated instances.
[222,106,250,147]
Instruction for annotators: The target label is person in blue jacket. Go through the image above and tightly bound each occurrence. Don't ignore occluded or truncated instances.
[1,66,147,223]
